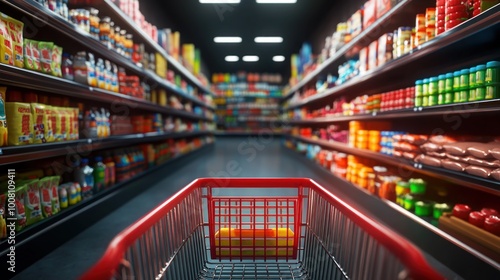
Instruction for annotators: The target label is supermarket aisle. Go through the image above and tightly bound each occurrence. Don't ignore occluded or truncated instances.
[13,136,334,280]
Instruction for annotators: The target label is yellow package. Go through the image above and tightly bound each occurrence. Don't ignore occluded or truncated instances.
[53,106,67,142]
[42,105,55,142]
[46,106,59,142]
[62,107,71,141]
[64,107,75,140]
[4,14,24,68]
[0,15,13,65]
[5,102,34,146]
[31,103,54,143]
[0,87,7,147]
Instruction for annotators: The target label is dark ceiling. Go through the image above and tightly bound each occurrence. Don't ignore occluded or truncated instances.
[138,0,363,81]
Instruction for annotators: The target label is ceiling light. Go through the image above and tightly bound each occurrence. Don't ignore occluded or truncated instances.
[214,37,242,43]
[200,0,241,3]
[225,55,239,62]
[243,55,259,62]
[254,36,283,43]
[256,0,297,3]
[273,55,286,62]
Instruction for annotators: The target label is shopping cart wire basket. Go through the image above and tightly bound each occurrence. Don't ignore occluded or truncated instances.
[81,178,444,280]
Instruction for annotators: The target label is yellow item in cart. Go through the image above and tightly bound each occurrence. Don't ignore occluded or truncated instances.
[5,102,34,146]
[31,103,54,143]
[0,15,13,65]
[3,14,24,68]
[214,228,294,257]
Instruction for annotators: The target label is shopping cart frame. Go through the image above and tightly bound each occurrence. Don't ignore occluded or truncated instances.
[81,178,444,280]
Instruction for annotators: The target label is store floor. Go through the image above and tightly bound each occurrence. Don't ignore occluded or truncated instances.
[13,136,460,280]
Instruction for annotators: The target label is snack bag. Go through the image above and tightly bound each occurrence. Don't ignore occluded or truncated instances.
[51,44,63,77]
[0,87,7,147]
[23,39,34,69]
[31,103,54,143]
[5,15,24,68]
[43,104,55,143]
[38,41,54,74]
[31,39,41,71]
[48,106,61,141]
[0,15,13,65]
[38,177,53,218]
[24,179,43,226]
[5,102,34,146]
[49,176,61,214]
[14,183,27,231]
[60,107,70,141]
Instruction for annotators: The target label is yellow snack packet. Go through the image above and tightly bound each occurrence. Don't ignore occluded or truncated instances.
[5,102,34,146]
[31,103,54,143]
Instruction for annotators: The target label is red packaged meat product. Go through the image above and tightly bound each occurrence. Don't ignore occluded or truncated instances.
[442,159,469,172]
[403,134,429,145]
[429,135,457,145]
[443,142,480,156]
[445,153,469,163]
[426,151,447,158]
[466,157,500,168]
[403,152,418,160]
[465,165,493,178]
[394,142,420,153]
[491,169,500,181]
[420,142,443,153]
[415,154,442,167]
[491,148,500,160]
[467,142,500,159]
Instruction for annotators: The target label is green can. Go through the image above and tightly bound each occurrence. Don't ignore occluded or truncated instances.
[438,74,446,94]
[415,96,423,107]
[438,93,445,105]
[485,84,498,100]
[485,61,499,84]
[445,72,454,93]
[403,194,415,211]
[428,77,438,95]
[429,94,438,106]
[415,80,423,97]
[415,201,433,217]
[475,64,486,87]
[476,86,485,100]
[468,66,476,102]
[422,95,429,107]
[453,71,461,92]
[433,203,452,219]
[459,90,469,103]
[460,69,469,90]
[422,78,429,97]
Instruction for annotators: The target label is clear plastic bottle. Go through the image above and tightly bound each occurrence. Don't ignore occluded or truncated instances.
[80,158,94,198]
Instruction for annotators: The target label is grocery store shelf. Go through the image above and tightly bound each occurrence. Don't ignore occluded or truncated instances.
[100,0,213,95]
[282,0,419,100]
[289,135,500,195]
[287,99,500,124]
[283,145,500,277]
[0,131,213,166]
[0,142,214,274]
[0,64,213,121]
[3,0,214,109]
[282,3,500,108]
[215,131,284,136]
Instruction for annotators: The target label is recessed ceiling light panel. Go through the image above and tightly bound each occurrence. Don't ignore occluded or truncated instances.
[214,37,242,43]
[254,36,283,43]
[256,0,297,3]
[273,55,286,62]
[243,55,259,62]
[200,0,241,4]
[225,55,239,62]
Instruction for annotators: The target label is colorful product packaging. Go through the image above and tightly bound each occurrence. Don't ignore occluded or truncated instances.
[23,179,43,226]
[376,0,397,18]
[363,0,377,29]
[51,44,63,77]
[0,190,6,239]
[49,176,61,214]
[0,87,7,147]
[38,177,53,218]
[14,183,27,231]
[0,15,13,65]
[31,103,54,143]
[38,41,54,74]
[5,15,24,68]
[5,102,34,146]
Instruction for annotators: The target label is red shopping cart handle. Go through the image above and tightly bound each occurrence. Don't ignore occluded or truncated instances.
[80,178,445,280]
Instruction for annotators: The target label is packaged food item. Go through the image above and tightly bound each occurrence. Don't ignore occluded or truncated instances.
[491,169,500,181]
[443,142,477,156]
[49,176,61,214]
[58,183,68,209]
[363,0,377,29]
[415,154,442,167]
[376,0,397,18]
[467,142,500,159]
[0,14,14,65]
[465,165,492,178]
[51,44,63,77]
[0,191,6,238]
[23,39,35,70]
[71,107,80,140]
[73,51,97,86]
[38,41,54,74]
[14,184,27,231]
[5,102,34,146]
[38,177,53,218]
[24,179,43,226]
[61,107,71,141]
[31,40,41,71]
[0,87,7,147]
[31,103,53,143]
[466,157,500,168]
[4,15,24,68]
[442,159,469,172]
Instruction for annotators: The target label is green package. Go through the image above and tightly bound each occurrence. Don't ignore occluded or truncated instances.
[23,179,43,226]
[38,41,53,74]
[49,176,61,214]
[38,177,53,218]
[15,183,27,231]
[51,45,63,77]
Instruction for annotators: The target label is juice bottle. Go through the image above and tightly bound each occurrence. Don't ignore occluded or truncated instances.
[103,152,115,187]
[93,156,106,193]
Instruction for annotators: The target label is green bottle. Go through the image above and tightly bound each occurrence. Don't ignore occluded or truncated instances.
[93,156,106,193]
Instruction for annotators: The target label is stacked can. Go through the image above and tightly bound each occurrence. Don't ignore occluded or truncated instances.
[415,13,426,47]
[436,0,446,35]
[445,0,470,31]
[426,8,436,41]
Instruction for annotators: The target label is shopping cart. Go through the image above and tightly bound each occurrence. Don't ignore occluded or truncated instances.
[81,178,444,280]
